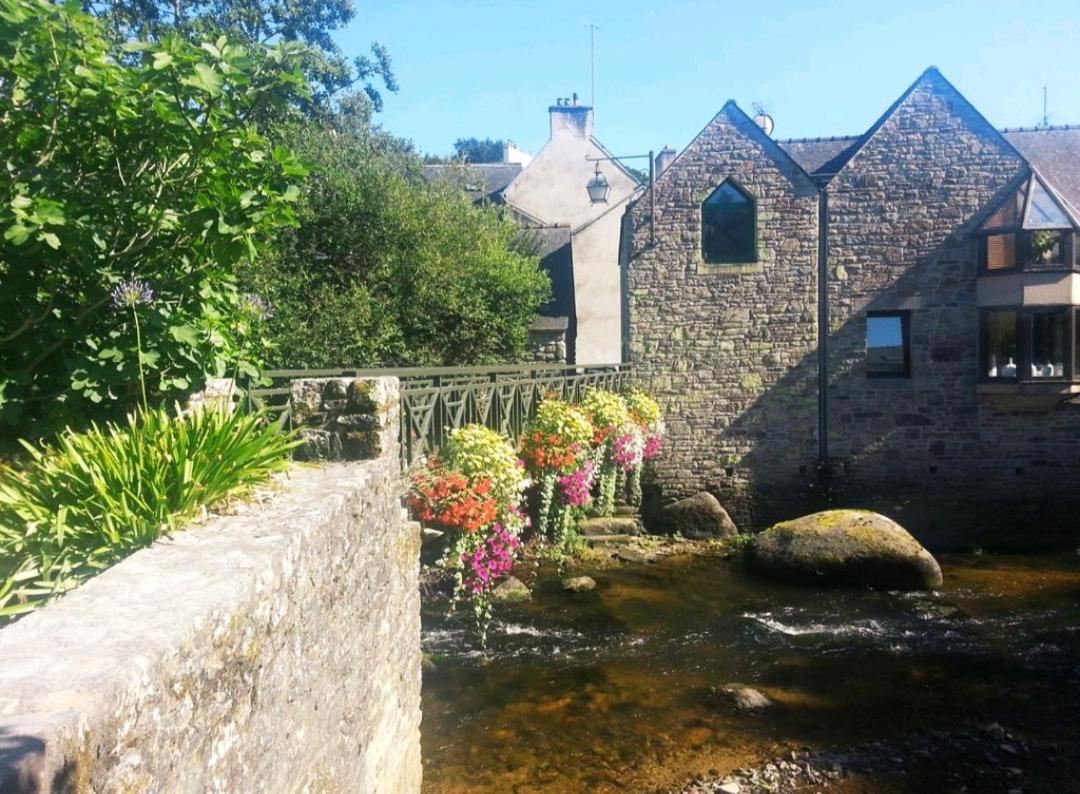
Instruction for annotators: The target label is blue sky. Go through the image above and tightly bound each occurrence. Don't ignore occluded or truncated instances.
[337,0,1080,157]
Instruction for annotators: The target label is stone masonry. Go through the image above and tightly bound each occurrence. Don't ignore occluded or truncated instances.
[627,69,1080,546]
[627,101,820,529]
[0,377,422,793]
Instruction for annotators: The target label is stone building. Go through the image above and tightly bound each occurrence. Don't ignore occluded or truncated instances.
[626,67,1080,547]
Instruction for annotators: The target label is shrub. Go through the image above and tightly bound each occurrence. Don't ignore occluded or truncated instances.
[0,0,308,438]
[240,121,551,368]
[0,406,299,620]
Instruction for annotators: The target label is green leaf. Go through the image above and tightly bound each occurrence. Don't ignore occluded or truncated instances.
[152,52,173,70]
[183,63,223,97]
[40,232,61,250]
[3,224,29,245]
[169,325,200,346]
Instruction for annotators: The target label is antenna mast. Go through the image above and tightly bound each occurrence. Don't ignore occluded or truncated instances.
[590,24,598,109]
[1042,86,1049,128]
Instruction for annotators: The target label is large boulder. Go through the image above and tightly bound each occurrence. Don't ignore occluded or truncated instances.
[744,509,942,590]
[659,492,738,539]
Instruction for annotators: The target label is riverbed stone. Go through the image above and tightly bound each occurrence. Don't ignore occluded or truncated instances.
[580,516,643,536]
[492,576,531,603]
[744,509,943,590]
[716,684,773,711]
[562,576,596,592]
[659,492,738,539]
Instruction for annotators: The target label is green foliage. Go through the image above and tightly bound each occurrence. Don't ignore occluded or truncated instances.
[0,405,299,620]
[0,0,308,437]
[241,121,551,367]
[452,137,506,164]
[89,0,397,111]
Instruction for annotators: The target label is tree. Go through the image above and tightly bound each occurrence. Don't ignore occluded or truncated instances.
[87,0,397,110]
[0,0,309,437]
[240,122,550,368]
[453,137,506,164]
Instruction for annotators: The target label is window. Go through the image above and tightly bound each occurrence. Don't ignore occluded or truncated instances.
[983,310,1018,378]
[976,174,1077,272]
[981,307,1076,381]
[701,180,755,263]
[866,311,910,378]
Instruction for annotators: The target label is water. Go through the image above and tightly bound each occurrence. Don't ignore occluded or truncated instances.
[421,553,1080,792]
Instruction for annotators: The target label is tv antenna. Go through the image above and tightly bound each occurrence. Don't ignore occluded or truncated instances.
[1040,85,1051,128]
[589,23,598,109]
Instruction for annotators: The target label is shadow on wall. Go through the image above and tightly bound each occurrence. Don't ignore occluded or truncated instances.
[646,225,1080,551]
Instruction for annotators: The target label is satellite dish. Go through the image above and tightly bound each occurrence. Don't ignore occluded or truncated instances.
[753,112,775,137]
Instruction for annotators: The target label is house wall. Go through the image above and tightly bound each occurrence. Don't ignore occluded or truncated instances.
[502,105,638,365]
[627,104,820,529]
[823,70,1080,546]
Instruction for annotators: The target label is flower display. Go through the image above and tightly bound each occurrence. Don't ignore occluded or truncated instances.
[613,427,645,472]
[643,433,662,461]
[441,424,528,508]
[461,524,520,595]
[581,389,629,435]
[624,388,662,431]
[558,463,594,508]
[407,464,497,534]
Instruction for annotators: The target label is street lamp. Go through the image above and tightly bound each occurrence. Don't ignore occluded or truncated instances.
[586,162,611,204]
[585,150,655,245]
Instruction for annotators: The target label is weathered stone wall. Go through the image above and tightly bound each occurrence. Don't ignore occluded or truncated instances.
[0,378,422,793]
[823,69,1080,546]
[528,316,569,363]
[627,102,821,528]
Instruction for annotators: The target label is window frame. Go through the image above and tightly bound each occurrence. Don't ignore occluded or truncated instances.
[700,179,757,265]
[865,310,912,379]
[979,305,1077,383]
[976,229,1077,274]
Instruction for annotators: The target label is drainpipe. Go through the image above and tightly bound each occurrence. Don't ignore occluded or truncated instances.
[817,188,829,464]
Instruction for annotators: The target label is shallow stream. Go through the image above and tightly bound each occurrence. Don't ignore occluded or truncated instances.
[421,553,1080,792]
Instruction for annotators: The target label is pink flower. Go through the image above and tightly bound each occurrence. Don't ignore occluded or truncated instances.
[558,463,595,507]
[643,433,662,461]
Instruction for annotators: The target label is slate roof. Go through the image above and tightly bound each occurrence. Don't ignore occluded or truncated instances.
[776,136,862,176]
[420,163,522,203]
[1004,126,1080,216]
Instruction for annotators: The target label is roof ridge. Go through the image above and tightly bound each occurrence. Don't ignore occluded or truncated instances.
[1001,124,1080,133]
[776,135,861,144]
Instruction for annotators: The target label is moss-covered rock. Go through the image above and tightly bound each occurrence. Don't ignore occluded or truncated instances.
[659,492,738,539]
[744,509,942,590]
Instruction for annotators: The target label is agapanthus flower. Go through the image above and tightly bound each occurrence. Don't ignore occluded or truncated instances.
[110,279,153,309]
[240,293,274,320]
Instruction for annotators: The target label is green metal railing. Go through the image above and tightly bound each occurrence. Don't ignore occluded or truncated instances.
[247,363,633,469]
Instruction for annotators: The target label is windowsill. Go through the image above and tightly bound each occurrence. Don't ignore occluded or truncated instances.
[696,261,763,276]
[976,380,1080,395]
[979,264,1080,277]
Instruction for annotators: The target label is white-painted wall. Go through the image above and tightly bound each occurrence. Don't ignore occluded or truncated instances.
[502,104,639,364]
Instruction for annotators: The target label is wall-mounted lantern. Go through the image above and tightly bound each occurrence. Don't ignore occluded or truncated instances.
[586,163,611,204]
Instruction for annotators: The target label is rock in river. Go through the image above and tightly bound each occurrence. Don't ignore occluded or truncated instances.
[658,492,738,539]
[744,509,943,590]
[492,576,531,603]
[562,576,596,592]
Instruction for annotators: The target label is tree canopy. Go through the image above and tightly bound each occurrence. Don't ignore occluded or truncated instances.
[453,137,506,163]
[241,122,550,368]
[87,0,397,110]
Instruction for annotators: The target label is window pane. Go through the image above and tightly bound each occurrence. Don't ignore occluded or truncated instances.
[702,182,755,263]
[980,188,1021,230]
[985,233,1017,270]
[1075,309,1080,376]
[1027,229,1066,265]
[866,314,907,376]
[1030,311,1067,378]
[1024,179,1072,229]
[986,310,1018,378]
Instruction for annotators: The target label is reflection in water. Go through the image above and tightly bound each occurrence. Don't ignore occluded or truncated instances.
[421,554,1080,793]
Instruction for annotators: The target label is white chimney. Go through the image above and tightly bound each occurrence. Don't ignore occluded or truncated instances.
[549,92,593,139]
[654,146,676,174]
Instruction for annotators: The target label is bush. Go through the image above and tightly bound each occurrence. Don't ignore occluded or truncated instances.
[241,121,551,368]
[0,0,308,438]
[0,406,299,620]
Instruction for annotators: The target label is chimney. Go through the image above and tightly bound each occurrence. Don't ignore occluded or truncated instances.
[654,146,676,174]
[549,93,593,139]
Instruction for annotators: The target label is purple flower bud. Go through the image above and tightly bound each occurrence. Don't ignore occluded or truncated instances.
[240,293,274,320]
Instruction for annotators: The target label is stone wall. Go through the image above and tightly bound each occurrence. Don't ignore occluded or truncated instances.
[0,377,422,793]
[627,101,821,529]
[528,316,570,364]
